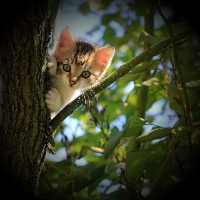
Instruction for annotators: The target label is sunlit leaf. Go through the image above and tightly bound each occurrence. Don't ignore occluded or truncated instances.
[123,93,137,119]
[138,31,162,46]
[142,77,159,87]
[185,80,200,89]
[136,127,172,142]
[74,145,89,160]
[129,59,160,73]
[121,73,140,83]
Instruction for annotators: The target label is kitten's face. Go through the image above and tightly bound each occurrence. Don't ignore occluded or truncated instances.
[54,42,99,90]
[51,28,115,91]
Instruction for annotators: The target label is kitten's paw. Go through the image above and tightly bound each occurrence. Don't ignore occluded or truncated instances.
[45,88,62,113]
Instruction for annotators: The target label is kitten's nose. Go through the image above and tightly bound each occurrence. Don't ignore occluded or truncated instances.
[69,80,76,86]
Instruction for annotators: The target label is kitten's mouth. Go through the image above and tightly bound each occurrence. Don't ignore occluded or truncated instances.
[69,83,77,88]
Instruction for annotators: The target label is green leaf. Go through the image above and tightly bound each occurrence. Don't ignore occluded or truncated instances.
[135,77,159,87]
[173,116,186,128]
[102,14,115,25]
[123,116,146,137]
[126,148,167,180]
[74,145,89,160]
[167,83,178,98]
[66,164,106,192]
[138,31,162,46]
[136,127,172,143]
[129,59,160,73]
[121,73,140,83]
[59,162,94,181]
[103,117,145,159]
[103,131,124,160]
[88,169,109,194]
[184,89,200,107]
[185,80,200,89]
[79,2,90,15]
[169,100,184,116]
[104,26,116,42]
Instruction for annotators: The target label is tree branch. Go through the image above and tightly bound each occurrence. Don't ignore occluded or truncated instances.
[50,28,189,132]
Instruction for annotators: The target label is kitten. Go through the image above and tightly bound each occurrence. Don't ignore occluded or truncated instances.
[45,28,115,118]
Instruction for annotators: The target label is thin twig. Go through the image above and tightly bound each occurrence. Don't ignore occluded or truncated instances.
[156,1,193,127]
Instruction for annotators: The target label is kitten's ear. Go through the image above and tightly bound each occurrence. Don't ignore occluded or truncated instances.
[95,46,115,67]
[58,28,75,49]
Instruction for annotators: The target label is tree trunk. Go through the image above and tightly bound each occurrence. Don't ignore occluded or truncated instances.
[0,1,50,198]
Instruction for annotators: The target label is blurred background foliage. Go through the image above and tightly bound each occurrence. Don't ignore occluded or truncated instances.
[38,0,200,199]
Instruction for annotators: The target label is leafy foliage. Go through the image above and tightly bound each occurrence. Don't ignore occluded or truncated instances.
[38,0,200,199]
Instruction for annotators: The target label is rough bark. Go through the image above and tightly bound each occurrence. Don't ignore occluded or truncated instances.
[0,1,50,198]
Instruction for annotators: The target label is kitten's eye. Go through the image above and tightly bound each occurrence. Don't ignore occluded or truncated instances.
[63,64,71,72]
[81,71,91,78]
